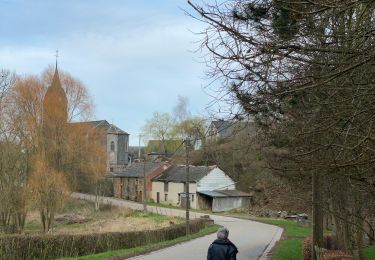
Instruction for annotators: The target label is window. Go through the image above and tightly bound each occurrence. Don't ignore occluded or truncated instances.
[178,194,181,203]
[164,182,168,192]
[110,141,115,152]
[164,193,168,201]
[192,194,194,202]
[109,167,113,172]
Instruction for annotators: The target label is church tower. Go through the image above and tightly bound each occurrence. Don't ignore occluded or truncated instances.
[42,65,68,171]
[43,65,68,125]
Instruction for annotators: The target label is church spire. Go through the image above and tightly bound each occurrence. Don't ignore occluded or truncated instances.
[43,55,68,124]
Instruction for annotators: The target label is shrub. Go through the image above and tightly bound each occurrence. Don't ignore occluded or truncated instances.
[302,237,312,260]
[320,250,353,260]
[0,218,211,260]
[302,235,338,260]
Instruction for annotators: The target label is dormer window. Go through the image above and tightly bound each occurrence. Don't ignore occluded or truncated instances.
[110,141,115,152]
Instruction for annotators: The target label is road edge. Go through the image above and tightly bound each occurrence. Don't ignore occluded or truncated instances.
[258,227,283,260]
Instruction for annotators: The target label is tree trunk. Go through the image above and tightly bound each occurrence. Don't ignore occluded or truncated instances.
[312,171,324,260]
[40,210,46,232]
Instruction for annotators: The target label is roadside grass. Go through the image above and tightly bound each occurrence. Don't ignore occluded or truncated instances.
[363,245,375,260]
[256,218,310,260]
[252,217,374,260]
[272,239,302,260]
[59,224,220,260]
[147,201,211,214]
[255,218,312,238]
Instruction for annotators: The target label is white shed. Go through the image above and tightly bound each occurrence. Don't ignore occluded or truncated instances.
[151,165,251,212]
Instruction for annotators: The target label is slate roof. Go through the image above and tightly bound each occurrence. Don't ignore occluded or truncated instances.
[198,190,252,198]
[71,120,129,135]
[210,120,254,138]
[112,162,167,178]
[152,165,213,183]
[211,120,233,138]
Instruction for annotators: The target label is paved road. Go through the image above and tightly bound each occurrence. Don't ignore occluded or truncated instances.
[72,193,283,260]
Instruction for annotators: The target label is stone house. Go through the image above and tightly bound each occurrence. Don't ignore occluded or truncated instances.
[70,120,130,173]
[112,161,171,202]
[151,165,252,212]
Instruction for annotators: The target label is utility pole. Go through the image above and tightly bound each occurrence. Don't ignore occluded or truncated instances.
[143,154,147,212]
[138,134,142,161]
[185,139,191,236]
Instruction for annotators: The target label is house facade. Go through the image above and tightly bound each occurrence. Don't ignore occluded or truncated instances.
[151,165,251,212]
[113,161,171,202]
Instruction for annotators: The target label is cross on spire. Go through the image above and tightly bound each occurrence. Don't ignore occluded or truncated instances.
[55,49,59,69]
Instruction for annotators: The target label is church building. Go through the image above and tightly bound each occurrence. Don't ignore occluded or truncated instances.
[43,66,130,173]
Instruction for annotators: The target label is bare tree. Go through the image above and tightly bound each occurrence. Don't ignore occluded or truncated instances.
[28,157,69,232]
[42,66,94,122]
[188,1,375,258]
[142,112,176,155]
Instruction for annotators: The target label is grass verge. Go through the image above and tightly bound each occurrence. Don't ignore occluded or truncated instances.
[363,245,375,260]
[59,224,220,260]
[254,218,311,238]
[253,217,374,260]
[258,219,310,260]
[272,239,302,260]
[147,201,210,214]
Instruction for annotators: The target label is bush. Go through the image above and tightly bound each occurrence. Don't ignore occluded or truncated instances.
[302,235,339,260]
[302,237,312,260]
[0,219,211,259]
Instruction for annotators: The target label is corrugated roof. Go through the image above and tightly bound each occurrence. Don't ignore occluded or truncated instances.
[198,190,252,198]
[197,190,227,198]
[152,165,213,183]
[112,162,168,178]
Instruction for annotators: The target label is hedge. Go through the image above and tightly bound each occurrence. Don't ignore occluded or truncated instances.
[0,218,213,260]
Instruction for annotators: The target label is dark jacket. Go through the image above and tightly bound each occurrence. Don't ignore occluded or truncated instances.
[207,239,238,260]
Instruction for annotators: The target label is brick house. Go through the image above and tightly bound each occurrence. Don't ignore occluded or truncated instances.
[112,161,171,202]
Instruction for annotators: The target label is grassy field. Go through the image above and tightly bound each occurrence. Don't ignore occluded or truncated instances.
[23,199,183,235]
[59,224,220,260]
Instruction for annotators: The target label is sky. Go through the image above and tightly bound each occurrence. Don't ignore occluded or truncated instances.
[0,0,216,146]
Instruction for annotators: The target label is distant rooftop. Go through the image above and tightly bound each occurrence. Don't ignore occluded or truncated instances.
[112,161,168,178]
[71,120,129,135]
[153,165,216,183]
[198,190,251,198]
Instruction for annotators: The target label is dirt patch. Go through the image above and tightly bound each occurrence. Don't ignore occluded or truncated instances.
[24,199,183,235]
[55,214,91,225]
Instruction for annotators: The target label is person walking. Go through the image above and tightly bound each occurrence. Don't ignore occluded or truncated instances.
[207,227,238,260]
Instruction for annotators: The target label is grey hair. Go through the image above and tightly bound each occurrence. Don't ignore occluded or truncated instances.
[217,227,229,239]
